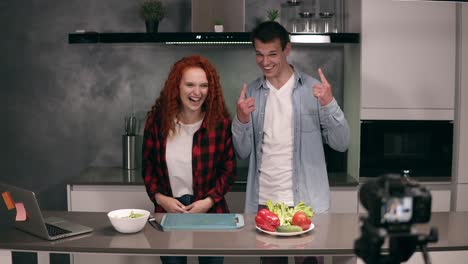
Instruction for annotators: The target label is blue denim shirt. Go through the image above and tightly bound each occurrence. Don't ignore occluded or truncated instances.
[231,67,350,214]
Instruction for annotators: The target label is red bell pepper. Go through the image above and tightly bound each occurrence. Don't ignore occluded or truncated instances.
[255,209,280,232]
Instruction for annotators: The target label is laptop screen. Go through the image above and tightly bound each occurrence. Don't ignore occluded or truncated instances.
[0,182,92,240]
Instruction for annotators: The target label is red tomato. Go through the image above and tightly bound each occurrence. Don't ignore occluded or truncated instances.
[292,212,311,231]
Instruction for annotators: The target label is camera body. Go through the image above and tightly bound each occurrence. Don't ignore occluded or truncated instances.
[355,174,437,264]
[360,174,431,228]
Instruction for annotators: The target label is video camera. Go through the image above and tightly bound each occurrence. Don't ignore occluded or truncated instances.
[355,173,438,264]
[359,173,431,231]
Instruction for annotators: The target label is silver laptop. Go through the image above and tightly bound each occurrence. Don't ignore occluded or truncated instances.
[0,182,93,240]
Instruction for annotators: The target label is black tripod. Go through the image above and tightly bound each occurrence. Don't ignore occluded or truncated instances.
[354,218,438,264]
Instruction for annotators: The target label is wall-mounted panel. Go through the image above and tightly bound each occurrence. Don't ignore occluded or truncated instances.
[361,0,456,120]
[192,0,245,32]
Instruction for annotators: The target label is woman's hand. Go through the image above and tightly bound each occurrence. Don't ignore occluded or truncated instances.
[185,197,214,213]
[155,193,187,213]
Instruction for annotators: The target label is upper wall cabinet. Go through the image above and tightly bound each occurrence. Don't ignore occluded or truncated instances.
[360,0,456,120]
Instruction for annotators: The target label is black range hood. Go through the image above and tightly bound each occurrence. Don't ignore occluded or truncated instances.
[68,32,360,45]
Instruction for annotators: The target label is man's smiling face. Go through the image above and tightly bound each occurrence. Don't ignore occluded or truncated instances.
[254,38,291,79]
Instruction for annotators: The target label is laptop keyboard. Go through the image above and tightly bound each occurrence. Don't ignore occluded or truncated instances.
[45,223,72,237]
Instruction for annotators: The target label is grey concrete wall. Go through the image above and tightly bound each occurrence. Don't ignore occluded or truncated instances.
[1,0,344,210]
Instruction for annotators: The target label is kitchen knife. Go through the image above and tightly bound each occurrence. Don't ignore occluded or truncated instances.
[148,216,163,231]
[129,116,137,136]
[124,116,129,136]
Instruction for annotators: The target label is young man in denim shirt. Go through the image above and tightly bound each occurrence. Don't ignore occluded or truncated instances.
[231,21,350,264]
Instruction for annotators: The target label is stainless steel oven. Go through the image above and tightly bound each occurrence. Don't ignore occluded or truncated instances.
[360,120,453,179]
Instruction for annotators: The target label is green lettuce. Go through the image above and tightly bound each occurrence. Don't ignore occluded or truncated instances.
[265,200,314,226]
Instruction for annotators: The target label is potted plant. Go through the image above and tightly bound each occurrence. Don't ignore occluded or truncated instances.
[140,0,166,33]
[266,9,280,22]
[214,19,224,33]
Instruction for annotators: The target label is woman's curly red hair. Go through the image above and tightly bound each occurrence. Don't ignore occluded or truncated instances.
[149,55,230,138]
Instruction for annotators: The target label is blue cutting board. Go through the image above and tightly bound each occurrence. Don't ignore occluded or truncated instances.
[160,213,244,230]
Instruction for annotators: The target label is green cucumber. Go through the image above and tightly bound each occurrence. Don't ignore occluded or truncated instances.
[276,225,302,233]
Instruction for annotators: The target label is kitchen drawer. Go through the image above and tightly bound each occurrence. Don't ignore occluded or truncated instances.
[330,187,358,213]
[67,185,153,212]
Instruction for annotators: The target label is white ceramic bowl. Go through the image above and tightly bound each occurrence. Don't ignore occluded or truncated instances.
[107,209,150,234]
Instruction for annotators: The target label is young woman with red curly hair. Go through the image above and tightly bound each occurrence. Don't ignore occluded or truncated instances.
[142,55,236,264]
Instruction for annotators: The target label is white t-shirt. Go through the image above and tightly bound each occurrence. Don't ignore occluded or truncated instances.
[165,119,203,197]
[259,74,295,206]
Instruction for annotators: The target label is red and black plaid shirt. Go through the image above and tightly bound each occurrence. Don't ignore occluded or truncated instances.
[142,112,237,213]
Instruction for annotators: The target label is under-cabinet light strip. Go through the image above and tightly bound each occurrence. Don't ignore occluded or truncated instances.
[290,35,331,44]
[165,41,252,45]
[165,36,331,45]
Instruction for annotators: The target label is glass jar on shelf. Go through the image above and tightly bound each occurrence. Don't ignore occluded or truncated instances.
[319,12,336,33]
[281,0,303,32]
[299,11,316,33]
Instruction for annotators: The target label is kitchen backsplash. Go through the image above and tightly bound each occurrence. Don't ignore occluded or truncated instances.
[2,0,347,210]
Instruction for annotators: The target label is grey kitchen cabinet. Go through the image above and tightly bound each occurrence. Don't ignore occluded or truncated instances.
[67,185,153,212]
[452,5,468,212]
[360,0,456,120]
[330,187,358,213]
[67,185,358,213]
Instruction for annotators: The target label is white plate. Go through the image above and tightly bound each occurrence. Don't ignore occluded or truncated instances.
[256,223,315,237]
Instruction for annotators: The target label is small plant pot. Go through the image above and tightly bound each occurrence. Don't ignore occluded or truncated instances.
[145,20,159,33]
[214,25,224,33]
